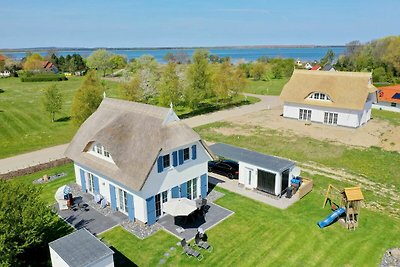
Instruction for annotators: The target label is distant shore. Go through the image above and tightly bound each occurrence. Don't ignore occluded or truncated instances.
[0,45,345,53]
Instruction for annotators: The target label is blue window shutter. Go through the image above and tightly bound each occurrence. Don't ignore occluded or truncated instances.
[93,175,100,193]
[79,169,87,192]
[171,186,179,198]
[109,184,117,211]
[146,196,156,225]
[127,193,135,222]
[180,182,188,198]
[178,149,184,165]
[172,151,178,167]
[157,156,163,173]
[201,173,208,198]
[191,145,197,160]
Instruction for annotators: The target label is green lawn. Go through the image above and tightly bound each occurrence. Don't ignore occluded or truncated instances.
[0,77,259,159]
[100,174,400,266]
[244,77,289,95]
[0,77,121,159]
[372,109,400,126]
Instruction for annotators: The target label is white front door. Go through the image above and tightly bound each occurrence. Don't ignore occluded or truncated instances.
[246,168,253,188]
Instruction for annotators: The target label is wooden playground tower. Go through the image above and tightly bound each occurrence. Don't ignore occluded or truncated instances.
[323,184,364,230]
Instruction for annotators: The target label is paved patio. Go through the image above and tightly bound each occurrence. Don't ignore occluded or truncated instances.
[208,174,300,209]
[158,202,234,241]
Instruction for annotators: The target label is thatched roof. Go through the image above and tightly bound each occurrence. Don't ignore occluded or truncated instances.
[280,70,377,111]
[65,98,211,191]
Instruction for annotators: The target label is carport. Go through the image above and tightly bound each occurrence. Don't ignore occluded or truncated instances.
[209,143,296,197]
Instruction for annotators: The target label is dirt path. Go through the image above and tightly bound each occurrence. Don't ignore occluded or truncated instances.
[225,107,400,152]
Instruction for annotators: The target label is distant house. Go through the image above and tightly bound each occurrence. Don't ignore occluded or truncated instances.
[373,85,400,112]
[42,61,59,73]
[322,64,335,71]
[0,54,7,61]
[0,70,10,78]
[49,228,114,267]
[65,98,214,225]
[304,62,312,70]
[310,65,321,71]
[280,70,377,128]
[295,60,302,66]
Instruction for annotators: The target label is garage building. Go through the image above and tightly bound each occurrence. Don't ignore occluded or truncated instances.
[209,143,296,197]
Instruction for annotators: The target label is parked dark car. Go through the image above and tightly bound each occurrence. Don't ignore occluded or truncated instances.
[208,159,239,179]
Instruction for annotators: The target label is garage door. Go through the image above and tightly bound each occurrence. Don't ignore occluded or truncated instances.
[257,169,276,195]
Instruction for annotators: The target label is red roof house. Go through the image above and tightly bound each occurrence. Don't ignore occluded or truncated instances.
[310,65,321,71]
[377,85,400,105]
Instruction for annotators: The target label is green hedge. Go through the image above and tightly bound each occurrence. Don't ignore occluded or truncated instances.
[20,73,67,82]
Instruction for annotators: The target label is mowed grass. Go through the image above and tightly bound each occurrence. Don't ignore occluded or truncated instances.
[372,108,400,126]
[100,176,400,266]
[10,162,75,205]
[0,77,123,159]
[244,77,289,95]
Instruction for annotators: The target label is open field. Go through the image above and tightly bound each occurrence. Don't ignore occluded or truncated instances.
[244,78,289,96]
[0,77,258,159]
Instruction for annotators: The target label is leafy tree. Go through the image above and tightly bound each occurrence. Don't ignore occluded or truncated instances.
[86,49,112,76]
[163,52,176,63]
[4,58,22,76]
[71,71,104,125]
[0,180,60,266]
[382,37,400,74]
[231,67,247,97]
[23,53,43,71]
[257,56,269,63]
[186,49,211,108]
[123,73,143,101]
[372,67,387,82]
[0,59,5,72]
[109,54,127,73]
[43,84,63,122]
[320,49,335,66]
[174,51,190,64]
[250,61,266,80]
[212,61,233,99]
[158,62,181,106]
[345,40,362,56]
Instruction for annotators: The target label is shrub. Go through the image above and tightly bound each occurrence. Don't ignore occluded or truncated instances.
[20,73,67,82]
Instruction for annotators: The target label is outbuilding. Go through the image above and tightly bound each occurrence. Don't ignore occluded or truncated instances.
[209,143,296,197]
[49,229,114,267]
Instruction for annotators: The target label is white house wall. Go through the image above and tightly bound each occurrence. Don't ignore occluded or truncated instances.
[49,247,69,267]
[238,161,295,196]
[373,102,400,113]
[283,102,371,128]
[88,255,114,267]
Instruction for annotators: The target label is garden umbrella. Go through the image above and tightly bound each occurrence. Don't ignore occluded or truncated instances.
[163,198,197,216]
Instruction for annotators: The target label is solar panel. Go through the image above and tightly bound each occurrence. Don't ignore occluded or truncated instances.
[392,93,400,99]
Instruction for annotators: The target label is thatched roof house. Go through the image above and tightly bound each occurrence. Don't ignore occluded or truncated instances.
[65,98,213,225]
[280,70,377,127]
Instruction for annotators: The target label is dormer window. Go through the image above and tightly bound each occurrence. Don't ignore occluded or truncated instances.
[307,92,331,101]
[91,142,113,160]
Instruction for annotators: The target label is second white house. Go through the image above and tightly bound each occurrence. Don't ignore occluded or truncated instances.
[280,69,377,128]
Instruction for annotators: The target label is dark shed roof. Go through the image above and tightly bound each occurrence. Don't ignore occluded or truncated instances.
[209,143,295,173]
[49,229,114,267]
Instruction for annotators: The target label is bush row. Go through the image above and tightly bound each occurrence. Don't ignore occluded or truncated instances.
[20,73,68,82]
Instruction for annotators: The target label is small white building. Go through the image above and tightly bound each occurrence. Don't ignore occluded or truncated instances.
[280,70,377,128]
[65,98,214,225]
[49,229,114,267]
[373,85,400,112]
[210,143,296,197]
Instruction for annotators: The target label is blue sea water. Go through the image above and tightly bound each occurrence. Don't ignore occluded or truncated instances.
[3,47,345,63]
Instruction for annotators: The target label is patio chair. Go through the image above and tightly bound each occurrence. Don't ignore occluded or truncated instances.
[180,239,203,261]
[195,233,213,252]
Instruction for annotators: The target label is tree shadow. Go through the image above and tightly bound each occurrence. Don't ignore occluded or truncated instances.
[109,246,138,267]
[55,116,71,122]
[0,89,5,93]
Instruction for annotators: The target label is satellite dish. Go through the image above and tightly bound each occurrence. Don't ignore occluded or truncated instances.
[292,167,301,177]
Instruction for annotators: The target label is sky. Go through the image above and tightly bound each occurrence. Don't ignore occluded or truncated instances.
[1,0,399,48]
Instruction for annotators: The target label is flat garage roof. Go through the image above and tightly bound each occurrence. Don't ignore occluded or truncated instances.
[209,143,295,173]
[49,228,114,267]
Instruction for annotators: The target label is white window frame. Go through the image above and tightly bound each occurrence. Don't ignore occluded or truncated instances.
[299,109,312,121]
[186,177,198,200]
[308,92,332,101]
[87,173,95,193]
[324,112,338,125]
[118,188,128,214]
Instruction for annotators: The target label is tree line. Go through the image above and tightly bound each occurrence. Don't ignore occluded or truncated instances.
[334,36,400,83]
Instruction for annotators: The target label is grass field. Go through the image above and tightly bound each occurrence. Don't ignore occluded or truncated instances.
[0,77,259,159]
[100,175,400,266]
[244,77,289,95]
[0,77,121,159]
[372,109,400,126]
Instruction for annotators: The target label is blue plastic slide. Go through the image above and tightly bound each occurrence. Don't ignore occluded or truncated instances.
[317,207,346,228]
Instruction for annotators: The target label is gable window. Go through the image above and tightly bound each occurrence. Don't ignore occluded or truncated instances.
[308,92,331,101]
[183,148,190,161]
[163,154,170,168]
[91,143,113,160]
[103,147,110,158]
